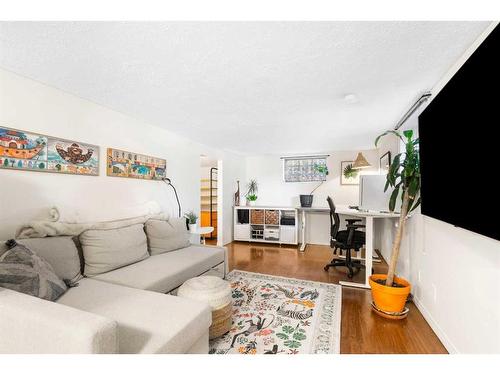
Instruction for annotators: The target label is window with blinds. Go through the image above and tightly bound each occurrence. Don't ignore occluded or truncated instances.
[283,156,328,182]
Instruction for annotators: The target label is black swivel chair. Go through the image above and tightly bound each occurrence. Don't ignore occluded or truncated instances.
[324,196,366,278]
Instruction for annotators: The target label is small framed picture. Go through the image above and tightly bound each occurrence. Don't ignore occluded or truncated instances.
[380,151,392,174]
[341,161,360,185]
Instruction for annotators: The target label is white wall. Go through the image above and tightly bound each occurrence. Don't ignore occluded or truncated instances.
[375,22,500,354]
[244,150,379,245]
[0,68,245,245]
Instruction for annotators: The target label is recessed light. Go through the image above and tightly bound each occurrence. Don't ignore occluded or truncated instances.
[344,94,359,104]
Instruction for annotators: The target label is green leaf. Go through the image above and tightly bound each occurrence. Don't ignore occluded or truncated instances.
[387,153,402,186]
[389,186,400,212]
[282,325,295,334]
[408,178,420,198]
[375,130,404,147]
[276,333,289,340]
[403,129,413,139]
[410,197,421,212]
[293,332,307,341]
[284,340,302,349]
[343,163,358,179]
[383,178,390,192]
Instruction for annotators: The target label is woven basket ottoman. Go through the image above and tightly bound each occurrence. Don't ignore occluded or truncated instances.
[177,276,232,340]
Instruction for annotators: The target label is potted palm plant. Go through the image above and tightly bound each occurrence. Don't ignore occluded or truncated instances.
[370,129,421,318]
[299,164,329,207]
[245,179,258,206]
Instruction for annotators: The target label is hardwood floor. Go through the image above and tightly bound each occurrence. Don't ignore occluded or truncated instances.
[225,241,448,354]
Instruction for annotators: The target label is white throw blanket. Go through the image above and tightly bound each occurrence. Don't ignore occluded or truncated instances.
[47,201,163,223]
[16,202,170,239]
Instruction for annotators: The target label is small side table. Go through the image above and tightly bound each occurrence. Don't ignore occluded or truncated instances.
[189,226,214,244]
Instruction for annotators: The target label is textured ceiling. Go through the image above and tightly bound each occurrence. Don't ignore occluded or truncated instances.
[0,22,489,154]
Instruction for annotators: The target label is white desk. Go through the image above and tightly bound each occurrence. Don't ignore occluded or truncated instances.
[297,206,399,289]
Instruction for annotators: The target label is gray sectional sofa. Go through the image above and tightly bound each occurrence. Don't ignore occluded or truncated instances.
[0,217,227,354]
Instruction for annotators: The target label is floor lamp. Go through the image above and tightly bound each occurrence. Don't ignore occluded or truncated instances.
[163,178,182,218]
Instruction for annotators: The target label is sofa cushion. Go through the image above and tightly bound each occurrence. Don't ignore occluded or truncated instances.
[145,218,190,255]
[56,278,211,354]
[0,240,67,301]
[80,224,149,277]
[90,245,225,293]
[17,236,82,284]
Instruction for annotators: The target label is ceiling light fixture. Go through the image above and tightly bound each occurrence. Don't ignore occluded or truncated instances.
[352,152,371,169]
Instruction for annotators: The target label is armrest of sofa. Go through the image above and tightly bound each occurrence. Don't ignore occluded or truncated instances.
[0,287,118,354]
[197,244,229,277]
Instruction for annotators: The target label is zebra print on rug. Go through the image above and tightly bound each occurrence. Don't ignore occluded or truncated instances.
[209,270,341,354]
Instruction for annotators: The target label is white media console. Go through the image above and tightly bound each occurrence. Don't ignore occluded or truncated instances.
[233,206,298,245]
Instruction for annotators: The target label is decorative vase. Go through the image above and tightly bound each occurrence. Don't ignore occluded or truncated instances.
[247,200,256,207]
[234,180,240,206]
[189,223,198,232]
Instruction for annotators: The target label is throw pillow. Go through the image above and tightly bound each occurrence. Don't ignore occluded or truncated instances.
[18,236,83,285]
[80,223,149,277]
[0,239,68,301]
[145,218,190,255]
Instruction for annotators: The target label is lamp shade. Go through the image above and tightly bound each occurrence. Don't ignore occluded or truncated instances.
[352,152,371,169]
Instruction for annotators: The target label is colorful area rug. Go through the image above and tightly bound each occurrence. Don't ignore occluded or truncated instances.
[209,270,341,354]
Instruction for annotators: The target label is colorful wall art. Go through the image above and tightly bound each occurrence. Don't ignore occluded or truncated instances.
[0,126,99,175]
[106,148,166,180]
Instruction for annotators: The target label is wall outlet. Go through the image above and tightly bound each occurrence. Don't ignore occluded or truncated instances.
[432,283,437,302]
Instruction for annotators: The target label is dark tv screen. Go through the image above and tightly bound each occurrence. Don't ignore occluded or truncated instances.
[418,25,500,242]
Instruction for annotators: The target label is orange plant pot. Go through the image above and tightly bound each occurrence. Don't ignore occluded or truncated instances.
[369,274,411,314]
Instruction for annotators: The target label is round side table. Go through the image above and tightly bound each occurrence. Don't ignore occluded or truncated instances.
[189,226,214,244]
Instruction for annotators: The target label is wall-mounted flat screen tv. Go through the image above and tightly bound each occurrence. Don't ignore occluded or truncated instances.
[419,25,500,241]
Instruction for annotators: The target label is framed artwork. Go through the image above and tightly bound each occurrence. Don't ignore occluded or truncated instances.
[0,126,99,175]
[107,148,166,180]
[380,151,392,174]
[340,161,360,185]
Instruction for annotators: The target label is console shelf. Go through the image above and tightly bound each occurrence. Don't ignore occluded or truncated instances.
[233,206,298,245]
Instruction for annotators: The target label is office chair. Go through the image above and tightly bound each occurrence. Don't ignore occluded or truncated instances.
[324,196,366,278]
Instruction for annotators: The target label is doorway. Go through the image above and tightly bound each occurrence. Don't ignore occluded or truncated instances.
[200,156,220,245]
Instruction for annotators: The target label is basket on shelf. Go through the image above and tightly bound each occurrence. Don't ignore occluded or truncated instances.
[250,209,264,224]
[265,210,279,225]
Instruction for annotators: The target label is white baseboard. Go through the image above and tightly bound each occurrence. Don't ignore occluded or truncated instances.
[413,296,458,354]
